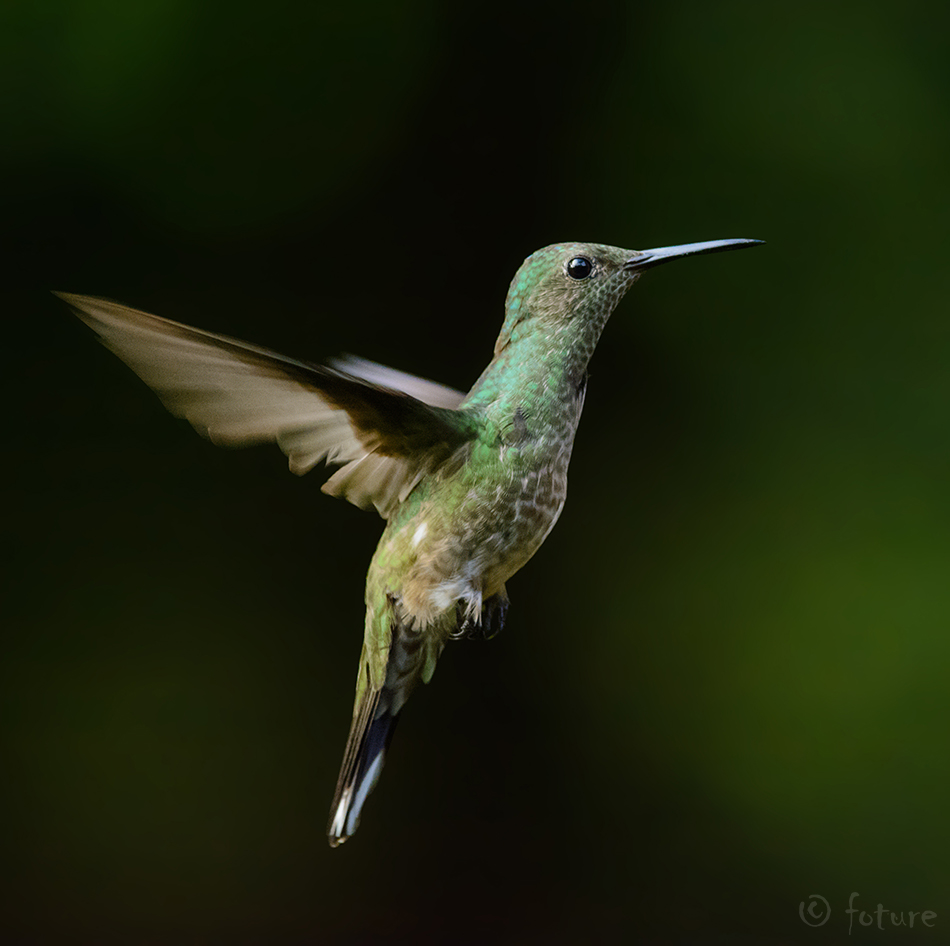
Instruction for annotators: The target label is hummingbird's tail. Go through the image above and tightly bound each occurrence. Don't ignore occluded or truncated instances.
[327,615,440,847]
[326,688,398,847]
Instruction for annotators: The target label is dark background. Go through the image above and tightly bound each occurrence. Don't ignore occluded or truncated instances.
[3,1,949,942]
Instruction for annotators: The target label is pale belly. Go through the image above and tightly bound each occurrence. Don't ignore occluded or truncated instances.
[375,442,573,627]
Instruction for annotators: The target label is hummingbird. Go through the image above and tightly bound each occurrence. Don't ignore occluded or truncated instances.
[56,237,761,846]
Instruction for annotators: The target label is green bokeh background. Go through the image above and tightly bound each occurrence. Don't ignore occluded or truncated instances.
[3,1,950,942]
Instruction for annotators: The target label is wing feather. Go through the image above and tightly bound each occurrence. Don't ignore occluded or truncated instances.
[57,293,475,516]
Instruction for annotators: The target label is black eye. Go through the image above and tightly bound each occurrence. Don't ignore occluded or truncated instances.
[567,256,593,280]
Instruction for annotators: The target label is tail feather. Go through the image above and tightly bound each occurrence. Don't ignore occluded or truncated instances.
[327,617,428,846]
[327,603,450,846]
[327,690,399,846]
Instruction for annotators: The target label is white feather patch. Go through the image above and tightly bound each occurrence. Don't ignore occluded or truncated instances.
[411,522,428,548]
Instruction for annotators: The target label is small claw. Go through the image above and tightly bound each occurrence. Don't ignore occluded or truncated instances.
[453,593,509,640]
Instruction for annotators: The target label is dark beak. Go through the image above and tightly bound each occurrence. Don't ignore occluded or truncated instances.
[625,238,764,272]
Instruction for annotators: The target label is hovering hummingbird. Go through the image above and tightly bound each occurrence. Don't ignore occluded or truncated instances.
[57,237,761,846]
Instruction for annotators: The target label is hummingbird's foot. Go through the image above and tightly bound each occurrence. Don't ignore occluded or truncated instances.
[452,591,509,641]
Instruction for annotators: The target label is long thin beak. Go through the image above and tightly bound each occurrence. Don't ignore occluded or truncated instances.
[625,238,764,272]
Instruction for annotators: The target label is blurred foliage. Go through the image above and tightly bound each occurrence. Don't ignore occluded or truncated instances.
[2,0,438,230]
[2,0,950,943]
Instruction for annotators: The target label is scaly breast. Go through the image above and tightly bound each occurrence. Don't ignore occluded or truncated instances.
[376,393,583,626]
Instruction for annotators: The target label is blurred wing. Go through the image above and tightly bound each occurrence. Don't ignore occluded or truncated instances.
[329,354,465,410]
[57,293,475,516]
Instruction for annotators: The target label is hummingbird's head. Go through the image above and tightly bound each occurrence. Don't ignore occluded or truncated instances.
[495,243,634,355]
[494,238,763,356]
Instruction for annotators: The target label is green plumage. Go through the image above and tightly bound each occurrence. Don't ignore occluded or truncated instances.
[57,236,761,847]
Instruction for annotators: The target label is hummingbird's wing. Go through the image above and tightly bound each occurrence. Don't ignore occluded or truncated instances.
[57,293,475,516]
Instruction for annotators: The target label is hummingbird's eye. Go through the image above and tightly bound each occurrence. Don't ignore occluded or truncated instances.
[566,257,593,280]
